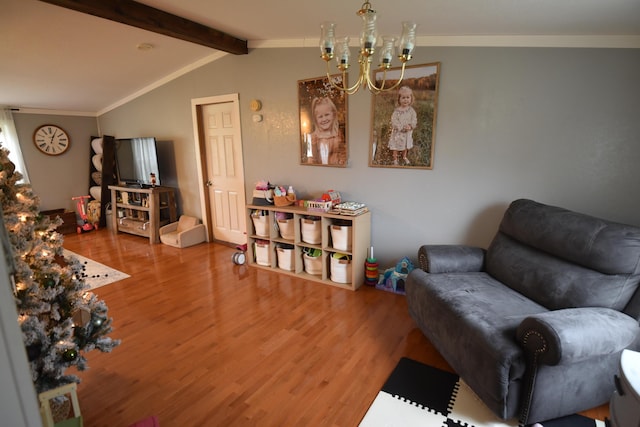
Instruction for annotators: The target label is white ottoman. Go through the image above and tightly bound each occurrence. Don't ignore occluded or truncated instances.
[609,349,640,427]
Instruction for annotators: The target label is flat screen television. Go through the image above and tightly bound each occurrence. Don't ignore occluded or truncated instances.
[115,137,161,187]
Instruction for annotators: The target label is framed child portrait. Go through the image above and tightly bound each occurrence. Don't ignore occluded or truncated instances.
[298,74,348,167]
[369,62,440,169]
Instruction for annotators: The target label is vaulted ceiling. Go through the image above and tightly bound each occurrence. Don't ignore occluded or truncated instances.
[2,0,639,115]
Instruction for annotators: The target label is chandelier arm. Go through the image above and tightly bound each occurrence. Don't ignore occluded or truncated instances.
[324,61,363,95]
[366,62,408,94]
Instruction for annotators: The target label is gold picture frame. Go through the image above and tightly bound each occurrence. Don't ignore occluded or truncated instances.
[298,74,348,167]
[369,62,440,169]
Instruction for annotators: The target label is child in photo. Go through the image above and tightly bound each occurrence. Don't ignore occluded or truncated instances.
[310,96,346,166]
[388,86,417,165]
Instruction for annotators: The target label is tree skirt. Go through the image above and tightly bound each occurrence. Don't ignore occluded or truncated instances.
[63,249,130,290]
[359,358,605,427]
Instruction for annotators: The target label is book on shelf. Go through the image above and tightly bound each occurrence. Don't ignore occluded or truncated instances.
[331,201,368,216]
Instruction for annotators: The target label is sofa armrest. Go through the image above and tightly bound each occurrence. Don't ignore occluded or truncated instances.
[159,222,178,236]
[418,245,486,273]
[516,307,640,366]
[176,224,206,246]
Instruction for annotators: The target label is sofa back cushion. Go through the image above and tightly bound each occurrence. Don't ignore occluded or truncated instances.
[486,199,640,312]
[177,215,200,232]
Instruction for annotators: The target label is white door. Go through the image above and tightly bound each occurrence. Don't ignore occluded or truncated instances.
[202,101,247,245]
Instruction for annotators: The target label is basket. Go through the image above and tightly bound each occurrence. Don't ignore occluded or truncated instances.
[330,224,352,251]
[252,189,274,206]
[330,253,352,284]
[305,200,333,212]
[301,217,321,244]
[274,194,296,207]
[251,213,269,237]
[277,218,295,240]
[254,241,270,266]
[276,245,295,271]
[303,252,322,275]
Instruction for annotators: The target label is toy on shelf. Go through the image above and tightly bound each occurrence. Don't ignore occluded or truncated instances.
[72,195,97,233]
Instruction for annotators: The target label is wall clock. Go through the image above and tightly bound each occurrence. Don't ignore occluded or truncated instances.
[33,124,70,156]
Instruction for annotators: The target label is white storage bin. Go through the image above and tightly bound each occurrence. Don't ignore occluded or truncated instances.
[330,224,352,251]
[252,214,269,237]
[301,217,321,244]
[276,246,294,271]
[330,253,352,284]
[303,252,322,276]
[610,349,640,427]
[254,241,270,266]
[277,218,295,240]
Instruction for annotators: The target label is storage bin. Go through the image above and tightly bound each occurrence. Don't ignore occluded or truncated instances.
[254,240,270,266]
[276,245,295,271]
[277,218,295,240]
[609,349,640,427]
[330,224,352,251]
[301,217,321,244]
[330,253,352,284]
[303,251,322,276]
[251,212,269,237]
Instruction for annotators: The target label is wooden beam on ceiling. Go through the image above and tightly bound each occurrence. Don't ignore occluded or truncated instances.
[37,0,248,55]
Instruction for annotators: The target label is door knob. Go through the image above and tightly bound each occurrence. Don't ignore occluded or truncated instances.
[206,180,213,187]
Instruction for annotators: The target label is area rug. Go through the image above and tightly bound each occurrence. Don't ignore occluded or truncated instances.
[63,249,130,290]
[359,357,605,427]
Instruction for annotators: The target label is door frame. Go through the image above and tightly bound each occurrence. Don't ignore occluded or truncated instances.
[191,93,247,243]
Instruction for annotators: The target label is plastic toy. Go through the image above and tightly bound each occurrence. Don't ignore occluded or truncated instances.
[72,195,98,233]
[232,243,247,265]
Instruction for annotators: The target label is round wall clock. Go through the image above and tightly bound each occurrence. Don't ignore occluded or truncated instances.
[33,124,70,156]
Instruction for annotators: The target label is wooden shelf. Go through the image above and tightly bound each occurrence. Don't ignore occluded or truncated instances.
[88,135,116,228]
[246,204,371,291]
[109,185,177,243]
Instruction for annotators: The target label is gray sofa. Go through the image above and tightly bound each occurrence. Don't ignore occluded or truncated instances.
[406,199,640,424]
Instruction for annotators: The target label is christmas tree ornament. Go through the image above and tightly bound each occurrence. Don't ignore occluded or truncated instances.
[72,307,91,327]
[44,276,56,288]
[62,348,78,361]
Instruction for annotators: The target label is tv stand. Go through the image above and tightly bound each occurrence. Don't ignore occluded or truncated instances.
[108,185,177,243]
[125,182,152,189]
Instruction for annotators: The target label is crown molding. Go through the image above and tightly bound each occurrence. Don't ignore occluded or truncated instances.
[249,35,640,49]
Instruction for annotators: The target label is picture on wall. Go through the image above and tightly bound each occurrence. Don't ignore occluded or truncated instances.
[298,74,348,167]
[369,62,440,169]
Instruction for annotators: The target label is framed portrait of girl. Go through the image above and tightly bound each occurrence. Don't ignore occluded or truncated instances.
[369,62,440,169]
[298,74,348,167]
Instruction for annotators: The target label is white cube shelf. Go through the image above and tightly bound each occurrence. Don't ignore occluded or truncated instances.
[246,204,371,291]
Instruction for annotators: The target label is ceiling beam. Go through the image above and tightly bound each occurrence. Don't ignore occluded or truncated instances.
[37,0,248,55]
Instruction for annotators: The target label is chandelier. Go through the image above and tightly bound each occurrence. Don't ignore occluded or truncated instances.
[320,1,417,95]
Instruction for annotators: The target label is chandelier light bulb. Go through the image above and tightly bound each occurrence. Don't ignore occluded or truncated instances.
[336,37,351,70]
[320,22,337,61]
[399,21,417,61]
[358,4,378,55]
[379,36,396,68]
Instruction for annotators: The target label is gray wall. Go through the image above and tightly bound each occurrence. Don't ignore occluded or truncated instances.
[99,46,639,265]
[13,113,98,212]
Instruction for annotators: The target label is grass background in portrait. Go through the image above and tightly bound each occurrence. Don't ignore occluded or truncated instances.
[370,64,439,168]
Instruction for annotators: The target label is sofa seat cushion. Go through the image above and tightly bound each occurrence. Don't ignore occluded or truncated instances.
[407,268,547,417]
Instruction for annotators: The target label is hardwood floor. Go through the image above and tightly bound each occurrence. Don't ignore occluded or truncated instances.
[62,229,608,426]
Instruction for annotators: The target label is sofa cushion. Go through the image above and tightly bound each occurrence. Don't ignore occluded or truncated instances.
[406,268,547,417]
[487,233,640,311]
[177,215,199,232]
[500,199,640,275]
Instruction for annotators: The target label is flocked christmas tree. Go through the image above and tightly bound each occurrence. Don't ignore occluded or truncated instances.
[0,144,120,393]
